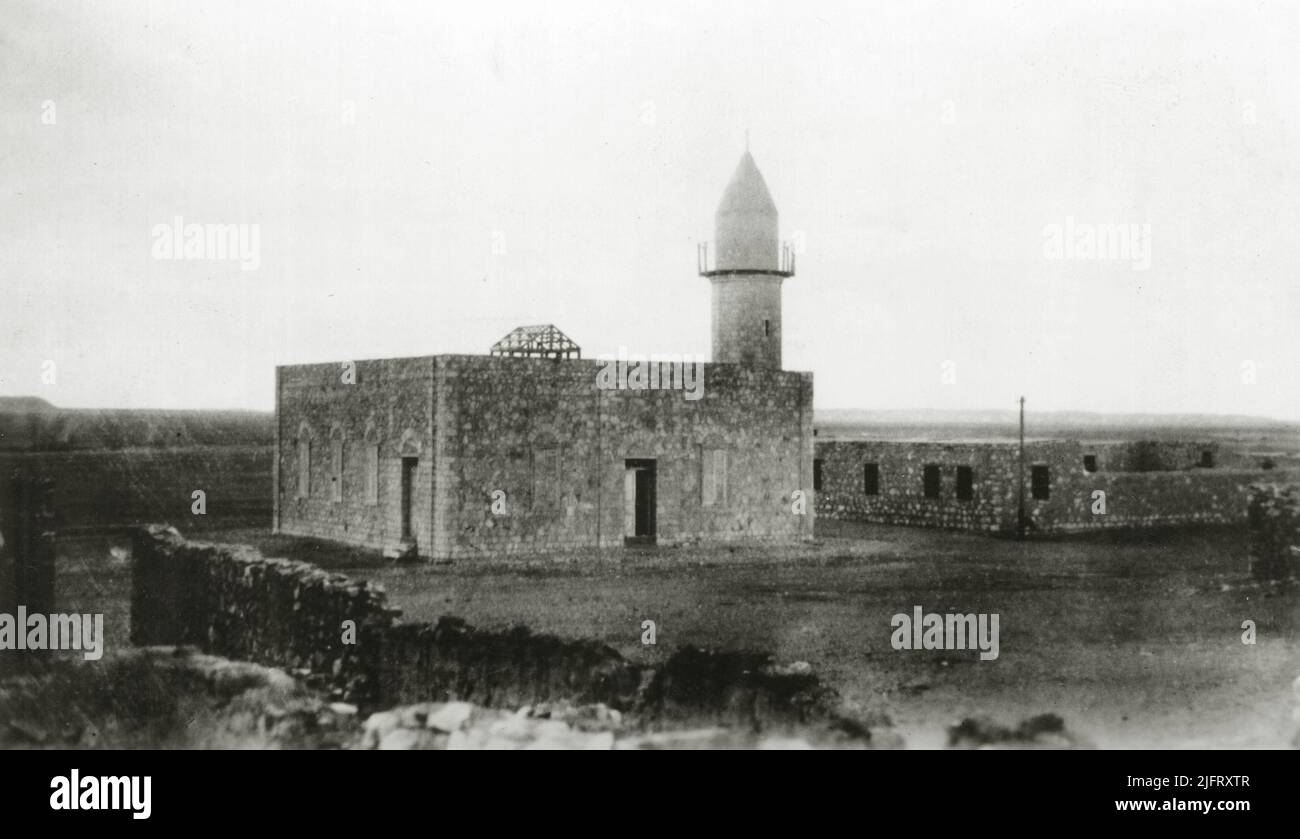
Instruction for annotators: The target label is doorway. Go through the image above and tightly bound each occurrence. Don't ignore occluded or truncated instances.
[624,459,656,545]
[400,456,418,543]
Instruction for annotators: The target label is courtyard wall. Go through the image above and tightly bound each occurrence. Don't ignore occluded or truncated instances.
[129,526,842,730]
[814,439,1291,534]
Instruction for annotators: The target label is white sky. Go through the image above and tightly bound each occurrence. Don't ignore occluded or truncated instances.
[2,0,1297,418]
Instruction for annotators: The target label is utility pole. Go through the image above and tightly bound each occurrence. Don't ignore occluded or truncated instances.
[1017,396,1026,539]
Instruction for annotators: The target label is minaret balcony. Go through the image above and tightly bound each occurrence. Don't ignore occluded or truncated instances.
[696,241,797,278]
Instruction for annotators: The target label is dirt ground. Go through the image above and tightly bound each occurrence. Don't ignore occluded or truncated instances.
[344,522,1298,749]
[53,521,1299,749]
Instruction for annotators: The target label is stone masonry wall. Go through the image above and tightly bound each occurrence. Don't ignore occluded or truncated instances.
[276,358,435,554]
[1099,440,1220,472]
[710,275,784,368]
[276,353,815,560]
[815,440,1017,532]
[130,525,394,692]
[375,618,642,710]
[815,439,1292,534]
[129,527,843,730]
[440,355,813,558]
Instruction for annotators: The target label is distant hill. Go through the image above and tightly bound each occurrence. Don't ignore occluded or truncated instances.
[3,398,1296,452]
[814,408,1300,449]
[0,399,273,451]
[816,408,1298,429]
[0,396,58,413]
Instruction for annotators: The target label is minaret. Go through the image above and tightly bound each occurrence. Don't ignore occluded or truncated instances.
[699,150,794,368]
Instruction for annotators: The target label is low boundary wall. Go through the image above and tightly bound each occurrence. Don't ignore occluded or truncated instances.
[814,440,1292,535]
[130,526,843,732]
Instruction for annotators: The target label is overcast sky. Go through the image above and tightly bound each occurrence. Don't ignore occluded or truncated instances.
[2,0,1297,418]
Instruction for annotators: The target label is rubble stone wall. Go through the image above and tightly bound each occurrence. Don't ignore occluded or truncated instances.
[275,354,815,560]
[440,355,814,558]
[814,439,1291,534]
[275,358,436,555]
[130,527,839,729]
[130,526,393,689]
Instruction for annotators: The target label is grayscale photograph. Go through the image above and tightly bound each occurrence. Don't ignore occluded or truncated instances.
[1,0,1297,759]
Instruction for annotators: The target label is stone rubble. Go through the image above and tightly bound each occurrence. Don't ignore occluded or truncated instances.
[357,700,859,750]
[946,713,1089,749]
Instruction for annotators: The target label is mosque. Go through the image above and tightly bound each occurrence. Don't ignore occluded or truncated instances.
[274,152,814,559]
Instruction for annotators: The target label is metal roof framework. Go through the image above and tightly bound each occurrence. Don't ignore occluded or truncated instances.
[489,324,581,359]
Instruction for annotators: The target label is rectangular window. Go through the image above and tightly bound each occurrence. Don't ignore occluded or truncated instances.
[364,444,379,505]
[923,464,940,499]
[863,463,879,496]
[1031,465,1050,500]
[955,466,973,501]
[1083,454,1097,473]
[533,448,561,509]
[813,459,824,492]
[330,439,344,502]
[701,448,727,506]
[297,440,311,499]
[1200,450,1214,468]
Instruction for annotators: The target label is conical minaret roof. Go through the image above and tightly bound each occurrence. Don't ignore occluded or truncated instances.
[713,150,780,271]
[716,150,777,217]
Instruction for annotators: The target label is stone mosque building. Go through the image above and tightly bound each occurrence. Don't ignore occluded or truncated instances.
[274,151,814,560]
[276,148,1276,557]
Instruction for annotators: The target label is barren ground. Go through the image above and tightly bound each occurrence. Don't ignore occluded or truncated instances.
[52,520,1297,748]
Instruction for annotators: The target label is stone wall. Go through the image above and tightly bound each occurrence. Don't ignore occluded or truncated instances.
[130,525,394,691]
[1102,440,1220,472]
[815,439,1291,534]
[375,618,641,710]
[709,275,784,368]
[276,358,435,555]
[276,353,815,560]
[129,527,844,731]
[1031,469,1270,532]
[1247,483,1300,580]
[815,440,1017,532]
[441,355,813,558]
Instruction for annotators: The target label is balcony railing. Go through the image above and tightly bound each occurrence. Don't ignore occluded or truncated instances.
[697,241,796,278]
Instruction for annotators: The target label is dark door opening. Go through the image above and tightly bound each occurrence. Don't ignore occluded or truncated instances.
[400,456,418,543]
[624,459,657,545]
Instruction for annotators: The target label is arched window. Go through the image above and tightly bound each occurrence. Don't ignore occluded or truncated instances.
[699,444,728,506]
[296,422,312,499]
[362,420,382,506]
[398,429,422,458]
[329,426,346,503]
